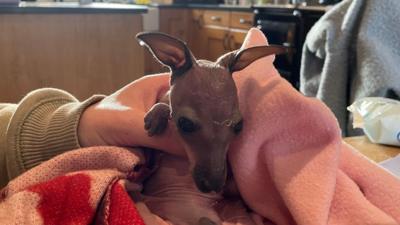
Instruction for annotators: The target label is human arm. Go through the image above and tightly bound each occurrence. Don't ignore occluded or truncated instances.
[0,73,185,187]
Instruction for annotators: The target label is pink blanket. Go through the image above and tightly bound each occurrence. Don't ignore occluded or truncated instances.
[1,28,399,225]
[229,28,400,225]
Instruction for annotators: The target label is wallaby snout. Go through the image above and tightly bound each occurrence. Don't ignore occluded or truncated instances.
[193,162,227,193]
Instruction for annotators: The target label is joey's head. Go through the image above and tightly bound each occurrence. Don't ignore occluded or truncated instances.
[136,32,287,193]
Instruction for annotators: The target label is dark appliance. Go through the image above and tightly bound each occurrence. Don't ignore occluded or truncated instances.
[254,7,324,88]
[319,0,341,5]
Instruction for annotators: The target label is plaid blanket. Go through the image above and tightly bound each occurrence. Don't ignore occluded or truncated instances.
[0,146,147,225]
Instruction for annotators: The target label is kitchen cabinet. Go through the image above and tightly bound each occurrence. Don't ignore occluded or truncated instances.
[200,27,229,61]
[159,8,191,41]
[0,10,145,102]
[144,8,254,74]
[191,9,254,61]
[203,10,230,27]
[229,29,248,50]
[229,11,253,50]
[230,11,254,29]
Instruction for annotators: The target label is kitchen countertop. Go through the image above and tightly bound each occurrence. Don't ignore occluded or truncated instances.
[0,2,330,14]
[253,3,330,12]
[149,3,253,12]
[0,2,148,14]
[150,3,330,12]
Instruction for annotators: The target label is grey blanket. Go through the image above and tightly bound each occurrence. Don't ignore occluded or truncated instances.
[300,0,400,136]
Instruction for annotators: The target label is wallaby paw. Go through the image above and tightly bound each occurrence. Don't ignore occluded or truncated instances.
[198,217,217,225]
[144,103,171,136]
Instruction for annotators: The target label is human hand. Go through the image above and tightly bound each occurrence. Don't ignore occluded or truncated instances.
[78,73,186,157]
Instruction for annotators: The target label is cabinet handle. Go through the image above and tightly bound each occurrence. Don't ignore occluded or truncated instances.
[239,18,253,25]
[211,16,222,22]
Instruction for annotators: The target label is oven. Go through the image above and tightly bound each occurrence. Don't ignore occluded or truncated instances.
[254,7,324,89]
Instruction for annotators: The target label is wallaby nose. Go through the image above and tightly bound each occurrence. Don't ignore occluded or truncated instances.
[192,164,226,193]
[196,177,223,193]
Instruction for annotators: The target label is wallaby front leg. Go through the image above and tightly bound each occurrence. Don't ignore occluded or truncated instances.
[144,103,171,136]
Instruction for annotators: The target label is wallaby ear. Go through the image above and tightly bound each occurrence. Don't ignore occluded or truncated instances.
[136,32,194,77]
[216,45,288,73]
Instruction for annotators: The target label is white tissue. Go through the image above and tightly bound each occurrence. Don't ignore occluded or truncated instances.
[348,97,400,146]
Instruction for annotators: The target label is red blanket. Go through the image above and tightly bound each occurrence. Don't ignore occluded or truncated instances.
[0,147,146,225]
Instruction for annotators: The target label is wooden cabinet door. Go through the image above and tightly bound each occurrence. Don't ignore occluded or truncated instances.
[190,10,232,61]
[200,27,230,61]
[203,10,230,27]
[230,12,254,30]
[189,9,206,59]
[0,14,145,102]
[189,10,256,62]
[159,9,190,41]
[151,9,254,66]
[228,29,248,51]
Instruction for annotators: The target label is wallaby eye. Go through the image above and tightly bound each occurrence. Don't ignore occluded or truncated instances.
[233,120,243,135]
[177,117,197,133]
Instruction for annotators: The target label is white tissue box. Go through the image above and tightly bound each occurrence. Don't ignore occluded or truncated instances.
[348,97,400,147]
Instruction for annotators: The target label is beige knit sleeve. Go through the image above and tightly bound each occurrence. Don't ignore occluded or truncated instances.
[0,104,17,188]
[5,88,104,180]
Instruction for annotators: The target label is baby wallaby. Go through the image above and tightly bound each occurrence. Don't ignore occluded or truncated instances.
[136,32,286,225]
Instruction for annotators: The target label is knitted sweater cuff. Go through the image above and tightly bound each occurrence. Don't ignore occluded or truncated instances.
[6,88,104,179]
